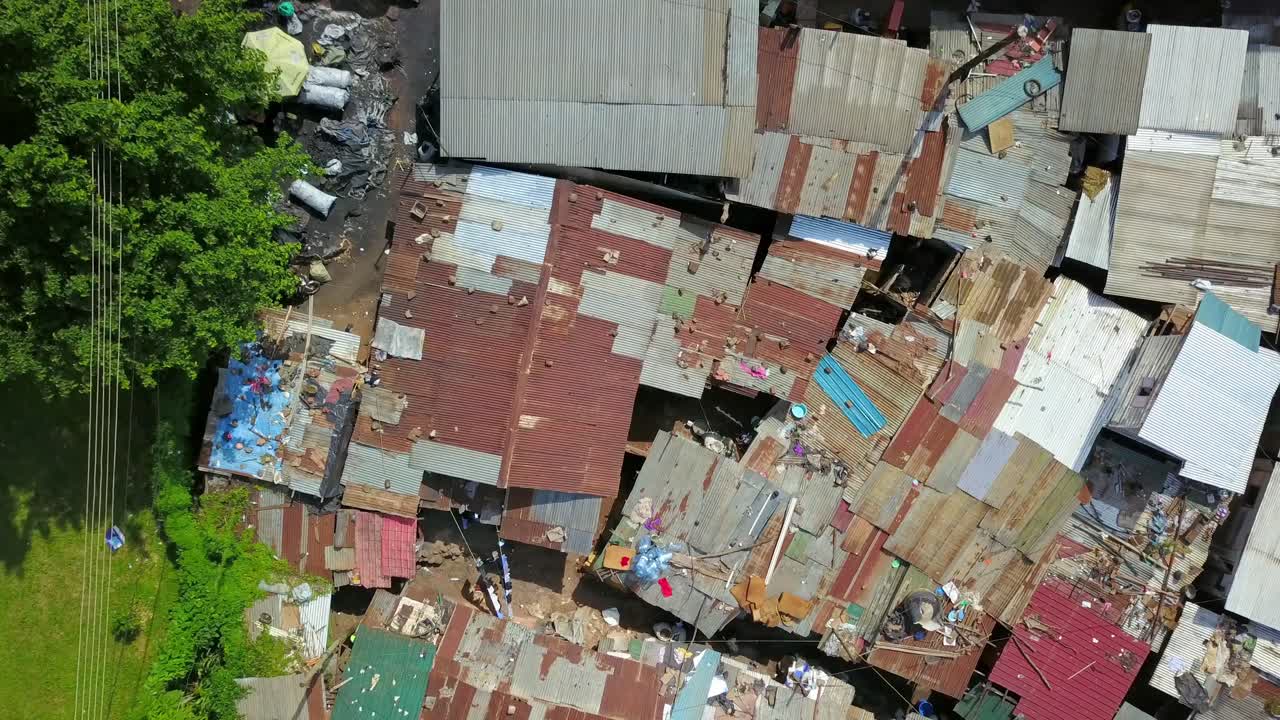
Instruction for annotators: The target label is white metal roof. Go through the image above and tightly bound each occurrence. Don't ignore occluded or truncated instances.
[1138,320,1280,493]
[1138,25,1249,135]
[1062,173,1117,270]
[1225,464,1280,627]
[439,0,758,177]
[993,278,1148,471]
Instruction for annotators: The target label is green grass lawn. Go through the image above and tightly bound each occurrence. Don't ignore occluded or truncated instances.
[0,384,178,720]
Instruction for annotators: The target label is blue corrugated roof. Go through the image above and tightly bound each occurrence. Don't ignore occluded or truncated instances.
[1195,292,1260,351]
[672,649,721,720]
[958,56,1063,132]
[814,354,888,437]
[788,215,892,257]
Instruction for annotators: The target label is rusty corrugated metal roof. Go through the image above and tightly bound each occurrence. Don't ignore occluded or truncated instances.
[426,603,670,720]
[348,163,762,507]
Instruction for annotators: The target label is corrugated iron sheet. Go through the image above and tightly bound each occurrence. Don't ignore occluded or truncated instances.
[1105,149,1221,310]
[1063,172,1117,270]
[1226,464,1280,627]
[1261,45,1280,135]
[958,56,1063,132]
[298,592,331,660]
[440,0,758,177]
[989,582,1150,720]
[814,354,889,437]
[993,278,1148,471]
[354,510,390,588]
[1138,25,1249,134]
[1137,320,1280,493]
[786,215,891,258]
[427,604,670,720]
[1058,29,1151,134]
[235,674,318,720]
[756,237,871,311]
[779,28,933,154]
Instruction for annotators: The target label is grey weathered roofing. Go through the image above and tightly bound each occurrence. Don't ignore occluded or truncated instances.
[1138,25,1249,135]
[1107,136,1280,326]
[1058,29,1151,135]
[235,675,315,720]
[934,110,1075,267]
[439,0,758,177]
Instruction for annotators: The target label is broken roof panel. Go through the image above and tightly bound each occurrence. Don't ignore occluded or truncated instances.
[1151,601,1280,711]
[440,0,758,177]
[728,127,951,235]
[1058,29,1151,134]
[990,581,1150,720]
[1138,25,1249,135]
[427,603,670,720]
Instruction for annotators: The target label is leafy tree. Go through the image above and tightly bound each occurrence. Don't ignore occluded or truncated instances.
[0,0,311,394]
[137,417,293,720]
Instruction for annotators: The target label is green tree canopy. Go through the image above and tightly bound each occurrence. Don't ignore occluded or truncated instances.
[0,0,311,394]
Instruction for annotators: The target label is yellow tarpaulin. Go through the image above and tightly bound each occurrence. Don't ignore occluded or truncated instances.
[243,27,308,98]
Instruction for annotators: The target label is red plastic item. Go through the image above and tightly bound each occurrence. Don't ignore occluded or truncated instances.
[657,578,673,597]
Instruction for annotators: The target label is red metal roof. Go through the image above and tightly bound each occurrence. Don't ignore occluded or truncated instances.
[380,514,417,579]
[355,510,390,589]
[757,27,799,130]
[989,581,1150,720]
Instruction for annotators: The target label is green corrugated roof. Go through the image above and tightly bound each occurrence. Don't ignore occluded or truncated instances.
[659,285,697,320]
[331,628,436,720]
[784,529,816,562]
[955,686,1016,720]
[1196,291,1260,351]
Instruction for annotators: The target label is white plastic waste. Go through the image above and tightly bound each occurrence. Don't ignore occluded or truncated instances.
[289,180,337,218]
[296,82,348,112]
[306,66,352,89]
[601,608,620,627]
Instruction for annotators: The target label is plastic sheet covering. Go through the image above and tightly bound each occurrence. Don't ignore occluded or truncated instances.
[206,344,289,479]
[370,318,424,360]
[242,28,308,97]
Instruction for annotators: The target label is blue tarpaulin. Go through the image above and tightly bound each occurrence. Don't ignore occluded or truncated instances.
[814,354,888,437]
[207,343,289,479]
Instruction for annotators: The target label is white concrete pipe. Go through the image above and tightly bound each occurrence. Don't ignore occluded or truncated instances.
[296,82,348,112]
[289,180,337,218]
[305,66,352,89]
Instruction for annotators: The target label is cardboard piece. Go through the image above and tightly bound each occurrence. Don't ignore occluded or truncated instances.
[602,545,634,571]
[987,116,1015,154]
[778,592,814,620]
